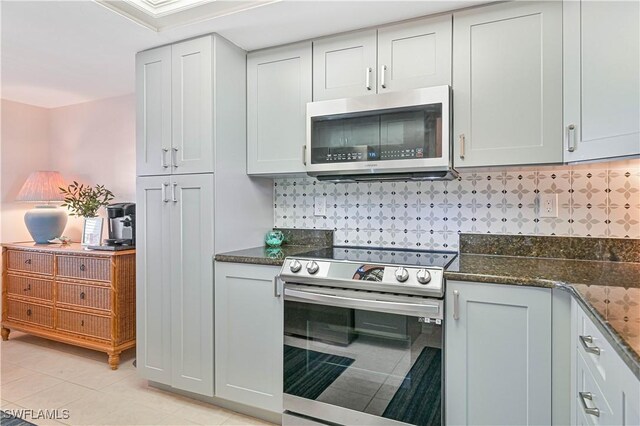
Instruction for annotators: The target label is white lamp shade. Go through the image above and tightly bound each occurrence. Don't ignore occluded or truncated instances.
[16,171,67,203]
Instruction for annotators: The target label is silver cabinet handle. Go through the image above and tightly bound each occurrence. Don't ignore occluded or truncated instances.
[161,148,169,168]
[567,124,576,152]
[579,335,601,355]
[162,183,169,203]
[274,276,281,298]
[302,145,307,166]
[365,67,372,91]
[171,182,177,203]
[380,65,387,89]
[171,147,178,168]
[459,134,466,159]
[453,290,460,320]
[579,392,600,417]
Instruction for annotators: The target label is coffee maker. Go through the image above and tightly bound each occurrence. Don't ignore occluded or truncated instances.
[89,203,135,251]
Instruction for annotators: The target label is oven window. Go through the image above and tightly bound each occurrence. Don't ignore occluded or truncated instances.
[284,301,442,426]
[310,104,443,165]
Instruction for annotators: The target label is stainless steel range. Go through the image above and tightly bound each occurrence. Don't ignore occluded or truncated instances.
[278,247,456,426]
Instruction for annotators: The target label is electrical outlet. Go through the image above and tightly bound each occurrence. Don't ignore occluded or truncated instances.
[539,193,558,218]
[314,196,326,216]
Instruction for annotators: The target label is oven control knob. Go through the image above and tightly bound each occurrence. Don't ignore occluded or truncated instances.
[306,261,320,275]
[416,269,432,285]
[395,267,409,282]
[289,260,302,273]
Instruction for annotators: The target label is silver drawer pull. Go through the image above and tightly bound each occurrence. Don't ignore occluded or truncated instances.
[567,124,576,152]
[172,147,178,168]
[579,392,600,417]
[365,67,372,91]
[453,290,460,320]
[161,148,169,168]
[579,335,601,355]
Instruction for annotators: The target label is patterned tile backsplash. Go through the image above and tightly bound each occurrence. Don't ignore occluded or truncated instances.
[273,162,640,252]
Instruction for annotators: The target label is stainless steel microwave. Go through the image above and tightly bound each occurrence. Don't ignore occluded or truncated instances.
[305,85,456,181]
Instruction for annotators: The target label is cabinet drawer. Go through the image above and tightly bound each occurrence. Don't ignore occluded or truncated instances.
[576,307,619,392]
[56,282,111,311]
[7,250,53,275]
[576,350,619,425]
[6,274,53,302]
[56,309,111,340]
[56,256,111,282]
[6,299,53,328]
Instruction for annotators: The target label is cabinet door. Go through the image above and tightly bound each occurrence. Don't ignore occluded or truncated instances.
[313,29,377,101]
[170,173,214,396]
[136,176,172,384]
[136,47,172,176]
[377,14,452,92]
[445,281,552,425]
[172,37,214,174]
[453,1,563,168]
[564,1,640,162]
[247,42,312,175]
[215,262,283,412]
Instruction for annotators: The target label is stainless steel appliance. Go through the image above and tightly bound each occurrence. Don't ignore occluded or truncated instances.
[89,203,135,251]
[305,86,456,181]
[279,247,455,426]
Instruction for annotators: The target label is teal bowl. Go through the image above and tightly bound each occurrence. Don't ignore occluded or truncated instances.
[265,230,285,247]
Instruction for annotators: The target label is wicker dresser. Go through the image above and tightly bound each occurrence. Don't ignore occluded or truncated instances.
[1,242,135,369]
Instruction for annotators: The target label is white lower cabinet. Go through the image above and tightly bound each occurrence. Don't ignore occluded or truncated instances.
[572,300,639,426]
[214,262,283,413]
[136,174,215,396]
[445,281,552,425]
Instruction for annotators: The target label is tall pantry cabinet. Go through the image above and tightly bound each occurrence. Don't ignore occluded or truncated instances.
[135,34,272,397]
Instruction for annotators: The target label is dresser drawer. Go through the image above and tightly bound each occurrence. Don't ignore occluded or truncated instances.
[56,282,111,311]
[6,250,53,275]
[6,299,53,328]
[6,274,53,302]
[56,256,111,282]
[56,309,111,340]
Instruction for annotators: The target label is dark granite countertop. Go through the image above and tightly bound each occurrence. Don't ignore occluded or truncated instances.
[446,253,640,378]
[215,245,331,267]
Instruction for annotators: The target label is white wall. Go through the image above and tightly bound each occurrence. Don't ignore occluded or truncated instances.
[0,100,51,243]
[0,95,136,243]
[49,95,135,240]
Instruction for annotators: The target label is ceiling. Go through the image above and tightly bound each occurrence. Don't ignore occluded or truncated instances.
[1,0,486,109]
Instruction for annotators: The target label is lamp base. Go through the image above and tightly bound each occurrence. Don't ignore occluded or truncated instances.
[24,206,68,244]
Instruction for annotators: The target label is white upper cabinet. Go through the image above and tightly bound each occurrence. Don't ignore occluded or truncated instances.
[136,36,214,177]
[313,16,452,101]
[377,14,452,92]
[313,29,377,101]
[171,37,214,175]
[564,0,640,162]
[136,46,172,176]
[247,42,312,175]
[453,1,563,168]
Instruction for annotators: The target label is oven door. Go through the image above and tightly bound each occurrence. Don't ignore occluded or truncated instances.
[306,85,451,177]
[283,284,443,426]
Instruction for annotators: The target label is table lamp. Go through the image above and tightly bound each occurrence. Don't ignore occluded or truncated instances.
[16,171,68,244]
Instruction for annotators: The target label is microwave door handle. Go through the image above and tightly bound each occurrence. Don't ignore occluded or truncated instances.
[284,287,440,317]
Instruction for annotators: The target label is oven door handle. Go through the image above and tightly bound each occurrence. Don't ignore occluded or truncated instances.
[284,288,441,318]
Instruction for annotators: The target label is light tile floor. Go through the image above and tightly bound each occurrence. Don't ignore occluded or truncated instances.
[1,331,276,426]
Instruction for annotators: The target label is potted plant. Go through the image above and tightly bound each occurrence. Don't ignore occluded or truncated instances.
[60,182,114,245]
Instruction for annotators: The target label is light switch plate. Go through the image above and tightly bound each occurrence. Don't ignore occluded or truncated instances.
[314,196,326,216]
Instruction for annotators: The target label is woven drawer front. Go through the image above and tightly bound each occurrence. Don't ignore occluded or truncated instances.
[56,256,111,282]
[56,310,111,340]
[6,274,53,302]
[57,282,111,311]
[7,299,53,328]
[7,250,53,275]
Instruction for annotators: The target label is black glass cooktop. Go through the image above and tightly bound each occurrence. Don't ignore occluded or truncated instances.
[295,246,457,269]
